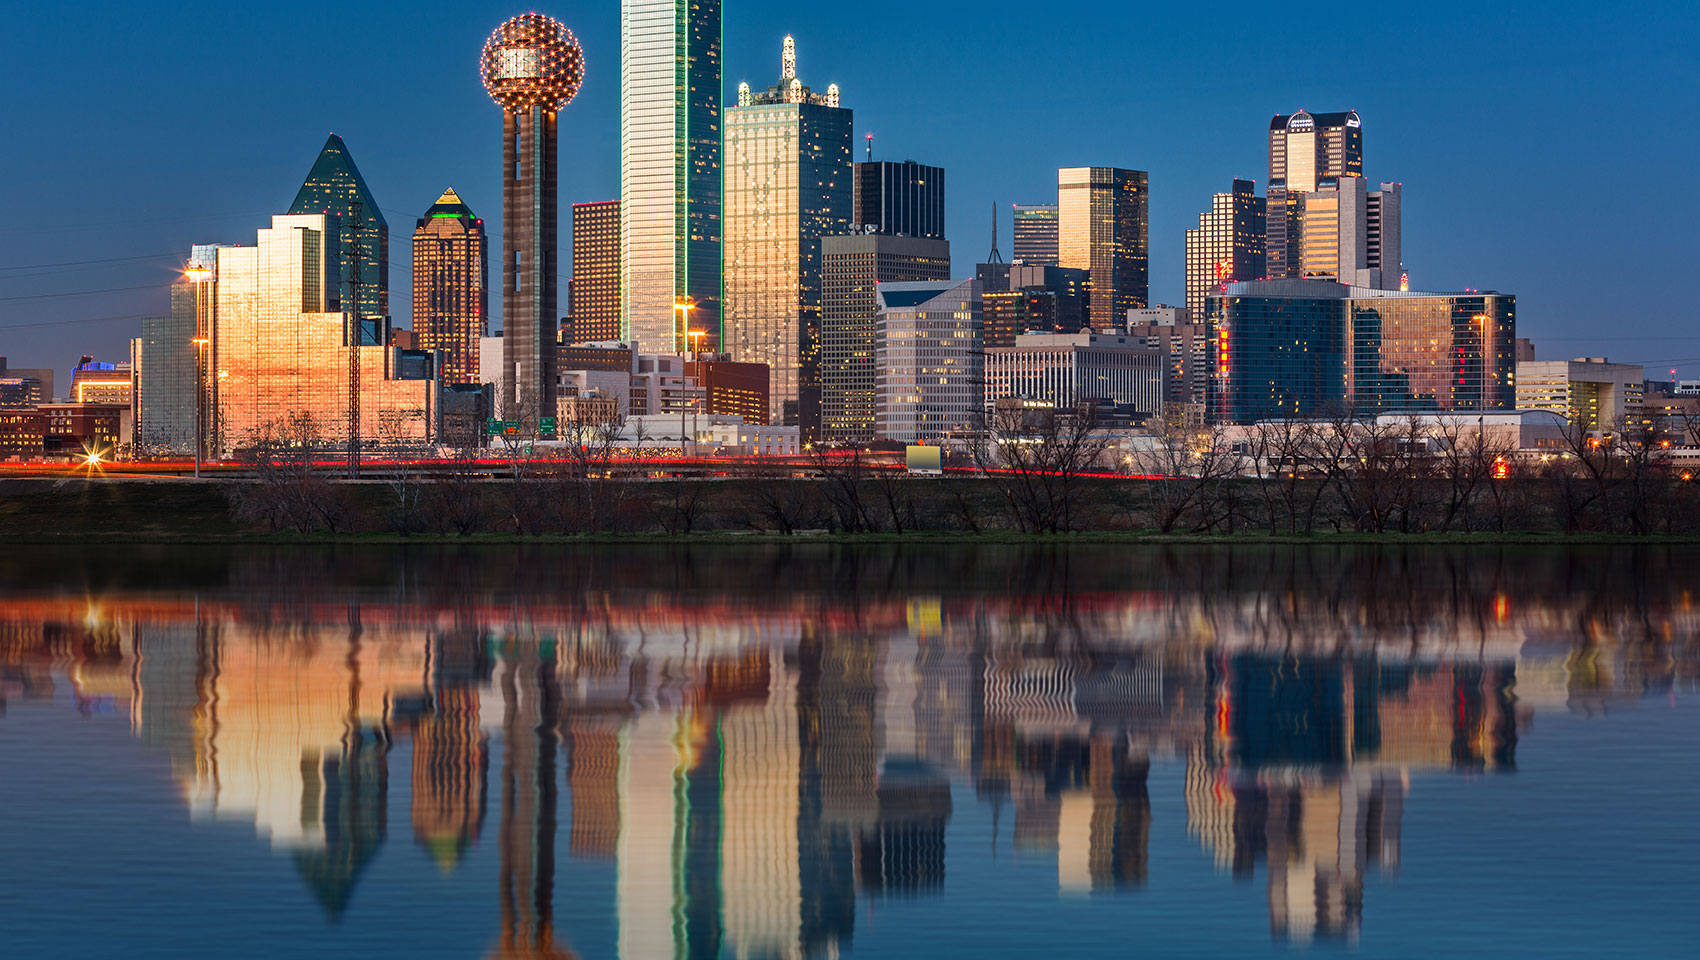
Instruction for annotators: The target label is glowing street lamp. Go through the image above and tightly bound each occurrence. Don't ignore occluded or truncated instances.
[185,263,216,477]
[673,300,697,354]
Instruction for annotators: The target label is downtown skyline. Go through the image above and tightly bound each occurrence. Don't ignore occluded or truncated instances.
[2,1,1696,381]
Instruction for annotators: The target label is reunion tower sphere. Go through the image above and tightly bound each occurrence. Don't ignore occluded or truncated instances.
[480,13,584,113]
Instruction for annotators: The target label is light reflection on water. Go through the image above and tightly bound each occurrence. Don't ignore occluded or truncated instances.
[0,544,1695,959]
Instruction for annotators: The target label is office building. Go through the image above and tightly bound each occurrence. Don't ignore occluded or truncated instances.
[976,263,1089,345]
[1206,279,1516,423]
[205,214,437,453]
[622,0,722,352]
[69,358,131,404]
[1267,110,1362,279]
[820,234,951,443]
[1058,167,1149,328]
[1292,178,1402,288]
[40,402,132,455]
[481,14,584,424]
[724,36,853,436]
[412,188,488,385]
[1127,315,1213,418]
[287,134,389,325]
[1366,182,1402,283]
[0,357,53,406]
[1184,179,1265,319]
[984,331,1162,415]
[874,279,982,443]
[1516,358,1645,432]
[853,160,945,238]
[686,358,772,426]
[1012,203,1059,265]
[570,200,621,343]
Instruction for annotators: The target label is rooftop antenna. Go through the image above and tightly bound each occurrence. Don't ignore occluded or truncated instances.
[987,201,1004,263]
[865,132,873,162]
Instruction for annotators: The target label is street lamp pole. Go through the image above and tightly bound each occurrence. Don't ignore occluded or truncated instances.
[185,264,214,477]
[687,328,706,458]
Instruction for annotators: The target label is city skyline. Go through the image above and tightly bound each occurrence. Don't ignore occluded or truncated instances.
[5,2,1693,381]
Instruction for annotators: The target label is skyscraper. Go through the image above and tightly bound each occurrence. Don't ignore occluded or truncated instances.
[1012,203,1059,265]
[622,0,722,353]
[1266,110,1362,279]
[875,279,983,443]
[1184,179,1265,319]
[480,14,585,423]
[411,188,488,385]
[288,134,388,327]
[820,234,951,443]
[1058,167,1149,329]
[852,160,945,239]
[570,200,621,343]
[723,36,853,434]
[207,215,436,453]
[1366,182,1403,285]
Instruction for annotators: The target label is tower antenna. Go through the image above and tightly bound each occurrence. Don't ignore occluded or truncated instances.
[987,201,1004,264]
[865,133,873,162]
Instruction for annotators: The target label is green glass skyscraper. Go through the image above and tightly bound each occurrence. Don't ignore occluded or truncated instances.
[621,0,722,354]
[287,134,388,328]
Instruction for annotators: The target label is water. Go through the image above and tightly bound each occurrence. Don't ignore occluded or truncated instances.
[1,543,1695,959]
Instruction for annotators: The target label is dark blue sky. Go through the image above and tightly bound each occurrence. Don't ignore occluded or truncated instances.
[3,1,1697,384]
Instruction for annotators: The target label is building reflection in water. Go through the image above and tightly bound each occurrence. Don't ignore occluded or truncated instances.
[0,544,1695,955]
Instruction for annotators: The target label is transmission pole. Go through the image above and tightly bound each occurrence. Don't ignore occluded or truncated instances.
[345,200,364,479]
[987,200,1004,264]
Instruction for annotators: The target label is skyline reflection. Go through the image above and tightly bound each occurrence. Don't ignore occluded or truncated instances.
[1,544,1695,956]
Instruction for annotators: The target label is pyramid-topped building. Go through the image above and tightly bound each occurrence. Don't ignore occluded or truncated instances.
[288,133,390,324]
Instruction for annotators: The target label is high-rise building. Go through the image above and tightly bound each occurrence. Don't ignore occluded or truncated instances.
[287,134,389,326]
[480,14,585,423]
[1184,179,1265,319]
[853,160,945,239]
[132,282,195,451]
[570,200,621,343]
[206,215,437,453]
[1366,182,1402,283]
[1058,167,1149,328]
[976,263,1090,345]
[820,234,951,443]
[411,188,488,385]
[1206,278,1516,423]
[1266,110,1363,280]
[1012,203,1059,265]
[724,36,853,436]
[874,279,982,442]
[621,0,722,353]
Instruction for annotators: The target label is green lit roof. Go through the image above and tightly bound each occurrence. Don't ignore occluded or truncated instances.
[422,186,478,222]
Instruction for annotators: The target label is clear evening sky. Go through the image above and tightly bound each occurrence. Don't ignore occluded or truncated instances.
[3,1,1696,384]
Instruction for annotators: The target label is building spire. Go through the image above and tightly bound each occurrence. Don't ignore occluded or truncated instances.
[987,201,1004,263]
[782,35,796,81]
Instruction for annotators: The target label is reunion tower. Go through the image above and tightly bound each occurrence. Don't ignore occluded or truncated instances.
[481,13,584,423]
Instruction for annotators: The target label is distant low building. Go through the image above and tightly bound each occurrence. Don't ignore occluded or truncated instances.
[1516,358,1644,433]
[984,331,1162,416]
[40,402,132,456]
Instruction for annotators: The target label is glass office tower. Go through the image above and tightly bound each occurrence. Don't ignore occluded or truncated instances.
[1058,167,1149,329]
[287,134,389,326]
[622,0,723,353]
[411,188,488,385]
[723,36,853,435]
[1012,203,1059,265]
[569,200,621,343]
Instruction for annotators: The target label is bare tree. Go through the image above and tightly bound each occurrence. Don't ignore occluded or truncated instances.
[231,413,351,533]
[376,410,430,535]
[1130,422,1241,533]
[421,441,488,535]
[970,404,1115,534]
[811,445,878,532]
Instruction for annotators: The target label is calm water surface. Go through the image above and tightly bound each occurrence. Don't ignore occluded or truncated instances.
[1,544,1696,959]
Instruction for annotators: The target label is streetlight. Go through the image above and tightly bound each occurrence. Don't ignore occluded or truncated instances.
[686,328,707,458]
[184,263,215,477]
[1472,313,1491,412]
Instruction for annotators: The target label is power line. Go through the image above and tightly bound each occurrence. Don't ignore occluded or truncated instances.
[0,312,153,331]
[0,283,167,303]
[0,252,181,272]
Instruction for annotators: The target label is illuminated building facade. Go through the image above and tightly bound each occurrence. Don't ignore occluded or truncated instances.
[1207,278,1517,423]
[132,282,197,451]
[287,134,388,325]
[1058,167,1149,328]
[983,331,1163,415]
[621,0,722,353]
[821,234,951,443]
[1267,110,1362,280]
[208,214,436,452]
[723,36,853,435]
[685,358,772,426]
[853,160,945,239]
[874,279,982,443]
[481,13,585,423]
[411,188,488,385]
[1012,203,1059,265]
[976,262,1090,343]
[569,199,621,343]
[1184,179,1265,319]
[1516,358,1645,432]
[68,358,131,404]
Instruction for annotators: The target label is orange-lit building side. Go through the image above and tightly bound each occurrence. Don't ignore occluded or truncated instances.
[569,200,621,344]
